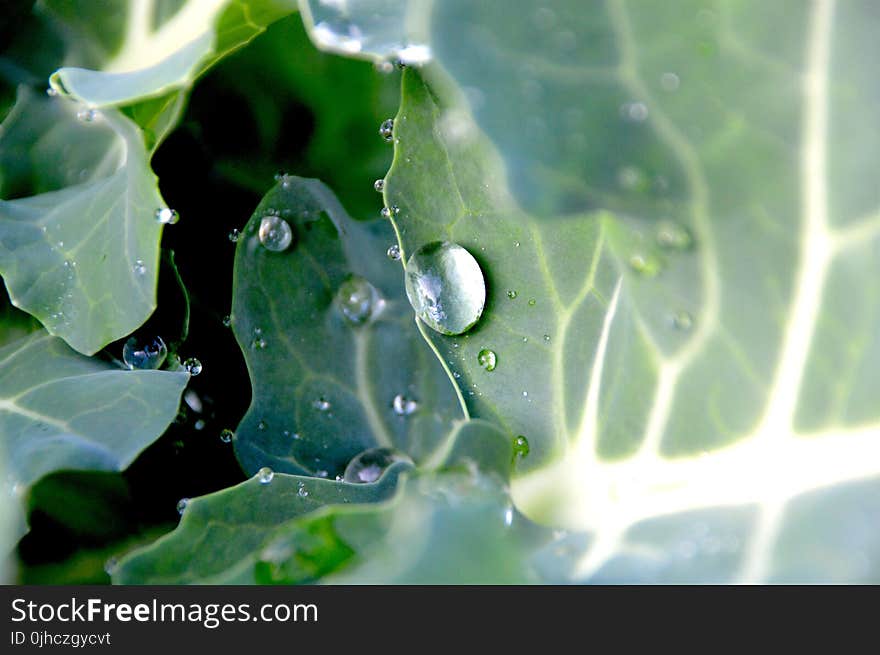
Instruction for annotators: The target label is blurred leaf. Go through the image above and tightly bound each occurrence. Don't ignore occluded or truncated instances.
[230,175,461,478]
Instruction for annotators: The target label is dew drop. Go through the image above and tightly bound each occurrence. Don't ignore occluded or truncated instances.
[313,397,331,412]
[76,108,97,122]
[46,87,58,97]
[219,429,234,443]
[297,483,309,498]
[336,275,381,325]
[380,206,392,219]
[155,207,179,225]
[176,498,189,515]
[183,357,202,376]
[477,349,497,372]
[660,72,681,91]
[379,118,394,142]
[257,467,274,484]
[513,435,530,458]
[343,447,410,484]
[133,259,146,276]
[656,220,694,250]
[257,420,267,431]
[258,215,293,252]
[628,253,662,277]
[228,228,241,243]
[404,241,486,336]
[386,244,401,261]
[251,337,267,350]
[543,334,551,342]
[504,506,514,527]
[528,298,536,306]
[374,179,385,192]
[375,60,394,74]
[194,419,205,430]
[672,310,694,330]
[507,290,518,299]
[222,315,231,327]
[392,393,418,416]
[122,336,167,370]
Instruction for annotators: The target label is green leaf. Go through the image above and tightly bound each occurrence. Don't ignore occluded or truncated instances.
[114,418,542,584]
[47,0,298,113]
[113,461,411,584]
[1,331,188,547]
[337,0,880,583]
[230,175,462,478]
[0,88,167,355]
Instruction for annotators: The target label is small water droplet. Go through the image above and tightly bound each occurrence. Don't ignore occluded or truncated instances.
[477,349,497,371]
[628,253,662,277]
[336,275,382,325]
[222,315,231,327]
[258,215,293,251]
[177,498,189,515]
[379,118,394,142]
[620,101,649,122]
[76,108,97,122]
[228,228,241,243]
[387,244,401,260]
[513,435,530,458]
[404,241,486,335]
[155,207,179,225]
[220,429,234,443]
[104,556,118,575]
[297,482,309,498]
[661,72,681,91]
[672,310,694,330]
[133,259,146,276]
[374,179,385,192]
[251,337,267,350]
[46,87,58,97]
[656,220,693,250]
[543,334,551,342]
[194,419,205,430]
[313,398,331,412]
[514,241,520,248]
[392,393,418,416]
[257,420,267,431]
[183,357,202,375]
[375,60,394,74]
[380,206,392,219]
[507,290,517,299]
[528,298,536,306]
[257,467,274,484]
[122,336,167,370]
[344,447,410,484]
[504,506,514,527]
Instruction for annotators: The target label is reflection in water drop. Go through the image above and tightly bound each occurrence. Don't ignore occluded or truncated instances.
[336,275,382,325]
[477,349,497,371]
[122,336,167,370]
[343,447,411,484]
[387,244,401,261]
[257,467,274,484]
[176,498,189,515]
[392,393,418,416]
[404,241,486,336]
[220,429,234,443]
[258,215,293,252]
[379,118,394,142]
[155,207,179,225]
[183,358,202,375]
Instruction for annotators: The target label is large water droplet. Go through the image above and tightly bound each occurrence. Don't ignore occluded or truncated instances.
[228,228,241,243]
[258,215,293,252]
[183,357,202,376]
[219,429,234,443]
[513,435,530,459]
[176,498,189,515]
[374,179,385,192]
[336,275,381,325]
[379,118,394,142]
[343,447,410,484]
[477,349,497,371]
[155,207,179,225]
[404,241,486,336]
[257,467,274,484]
[122,336,167,370]
[392,393,418,416]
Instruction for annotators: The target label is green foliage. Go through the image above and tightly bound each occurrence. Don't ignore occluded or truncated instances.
[3,0,880,584]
